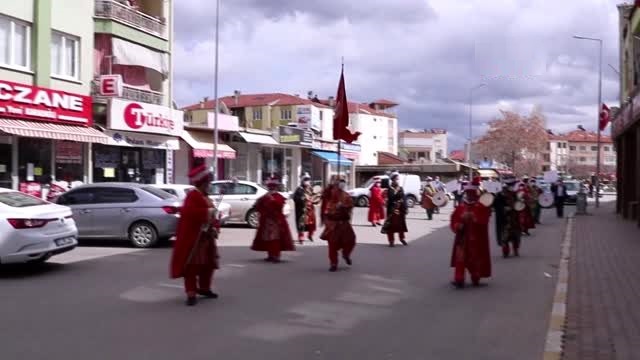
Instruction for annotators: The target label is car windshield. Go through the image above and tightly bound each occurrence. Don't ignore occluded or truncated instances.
[142,186,176,200]
[0,192,48,207]
[564,182,580,191]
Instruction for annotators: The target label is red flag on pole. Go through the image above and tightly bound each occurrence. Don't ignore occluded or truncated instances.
[332,66,361,144]
[599,103,610,131]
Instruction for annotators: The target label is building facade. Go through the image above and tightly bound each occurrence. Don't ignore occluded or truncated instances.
[398,129,448,164]
[348,99,399,166]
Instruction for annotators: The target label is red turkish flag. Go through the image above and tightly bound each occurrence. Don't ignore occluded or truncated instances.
[332,66,361,143]
[599,103,610,131]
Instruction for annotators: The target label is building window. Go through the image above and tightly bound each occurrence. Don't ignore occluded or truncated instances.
[253,108,263,120]
[418,152,426,158]
[569,146,576,151]
[590,146,597,151]
[280,108,292,120]
[0,15,31,70]
[319,111,323,121]
[579,146,586,151]
[579,157,586,162]
[51,31,79,79]
[604,146,610,152]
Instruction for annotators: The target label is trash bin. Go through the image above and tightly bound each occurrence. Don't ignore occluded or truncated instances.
[576,189,588,215]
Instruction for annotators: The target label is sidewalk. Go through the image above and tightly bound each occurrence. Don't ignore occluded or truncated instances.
[562,200,640,360]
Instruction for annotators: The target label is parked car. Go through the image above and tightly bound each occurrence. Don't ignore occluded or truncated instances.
[55,183,182,248]
[0,188,78,264]
[210,180,291,228]
[152,184,231,225]
[348,174,422,208]
[563,180,582,204]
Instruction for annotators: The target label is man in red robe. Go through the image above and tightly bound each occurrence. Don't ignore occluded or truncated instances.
[169,165,220,306]
[450,177,492,288]
[367,180,385,226]
[517,180,535,235]
[320,177,356,272]
[251,177,295,262]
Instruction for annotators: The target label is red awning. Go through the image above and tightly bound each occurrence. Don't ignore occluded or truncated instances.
[181,130,236,159]
[0,118,108,143]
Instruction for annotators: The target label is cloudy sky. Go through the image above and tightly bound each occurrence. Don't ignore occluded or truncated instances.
[173,0,624,150]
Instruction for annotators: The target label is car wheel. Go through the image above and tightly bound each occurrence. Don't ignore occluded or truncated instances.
[406,195,417,208]
[356,196,369,207]
[128,221,159,248]
[246,209,260,229]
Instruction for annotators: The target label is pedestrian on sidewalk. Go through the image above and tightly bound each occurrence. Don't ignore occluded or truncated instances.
[421,178,437,220]
[382,172,408,246]
[367,180,385,226]
[293,173,319,244]
[169,165,220,306]
[320,176,356,272]
[449,177,492,288]
[495,179,522,258]
[251,177,295,263]
[550,179,568,218]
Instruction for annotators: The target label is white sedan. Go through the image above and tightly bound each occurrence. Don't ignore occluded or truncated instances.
[0,188,78,264]
[153,184,232,225]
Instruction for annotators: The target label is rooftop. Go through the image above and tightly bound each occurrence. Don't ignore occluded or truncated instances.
[182,93,332,111]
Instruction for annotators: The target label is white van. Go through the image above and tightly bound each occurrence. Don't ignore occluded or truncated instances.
[348,174,422,208]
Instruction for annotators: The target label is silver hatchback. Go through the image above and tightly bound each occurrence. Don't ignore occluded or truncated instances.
[56,183,181,248]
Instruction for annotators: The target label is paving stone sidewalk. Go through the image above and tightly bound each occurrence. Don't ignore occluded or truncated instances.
[563,200,640,360]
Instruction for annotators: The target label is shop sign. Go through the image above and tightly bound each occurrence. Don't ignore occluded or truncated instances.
[99,75,124,97]
[296,106,312,129]
[108,98,184,137]
[166,150,174,184]
[0,79,92,126]
[55,142,83,164]
[278,126,313,147]
[321,142,338,152]
[340,142,361,152]
[206,112,240,131]
[104,130,180,150]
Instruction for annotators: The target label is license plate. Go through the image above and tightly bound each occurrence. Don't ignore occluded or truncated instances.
[55,237,75,247]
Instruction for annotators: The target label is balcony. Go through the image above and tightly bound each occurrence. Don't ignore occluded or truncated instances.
[91,79,165,105]
[95,0,167,39]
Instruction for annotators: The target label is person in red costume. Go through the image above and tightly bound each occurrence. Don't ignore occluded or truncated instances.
[449,177,492,288]
[367,180,385,226]
[169,165,220,306]
[320,176,357,272]
[251,177,295,263]
[517,180,535,235]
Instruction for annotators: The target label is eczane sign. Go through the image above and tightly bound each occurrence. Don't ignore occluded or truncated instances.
[108,98,184,137]
[99,75,123,97]
[0,79,92,126]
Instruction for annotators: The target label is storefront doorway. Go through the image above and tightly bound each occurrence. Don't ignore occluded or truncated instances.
[0,137,12,189]
[93,144,166,184]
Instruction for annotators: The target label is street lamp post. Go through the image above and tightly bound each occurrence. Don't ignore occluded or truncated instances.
[573,35,602,208]
[212,0,220,181]
[468,83,487,179]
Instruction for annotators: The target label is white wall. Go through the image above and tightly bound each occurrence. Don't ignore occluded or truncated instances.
[351,113,397,165]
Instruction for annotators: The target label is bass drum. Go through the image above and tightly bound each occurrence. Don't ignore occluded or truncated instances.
[432,192,449,207]
[538,192,554,208]
[479,192,494,207]
[514,201,526,212]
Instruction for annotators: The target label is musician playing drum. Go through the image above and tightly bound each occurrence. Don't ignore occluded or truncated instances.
[293,174,319,244]
[528,179,542,225]
[493,178,522,258]
[449,177,492,288]
[382,172,408,246]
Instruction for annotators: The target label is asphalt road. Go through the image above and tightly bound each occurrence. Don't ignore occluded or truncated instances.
[0,204,569,360]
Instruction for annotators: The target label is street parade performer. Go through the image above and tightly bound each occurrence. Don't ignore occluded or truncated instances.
[449,177,492,288]
[494,178,522,258]
[169,165,220,306]
[382,172,408,246]
[421,177,437,221]
[517,179,535,235]
[320,176,356,272]
[368,180,385,226]
[293,173,319,244]
[251,177,295,263]
[528,179,543,224]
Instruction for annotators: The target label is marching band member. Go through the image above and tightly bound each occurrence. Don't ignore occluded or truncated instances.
[383,172,408,247]
[528,179,542,224]
[293,174,319,244]
[169,165,220,306]
[320,176,356,272]
[449,177,492,288]
[421,178,437,220]
[494,178,522,258]
[367,180,385,226]
[251,177,295,263]
[517,178,535,235]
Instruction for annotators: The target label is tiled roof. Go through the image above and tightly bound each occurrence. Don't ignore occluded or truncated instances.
[546,130,613,143]
[315,99,396,118]
[449,150,465,161]
[181,93,332,111]
[371,99,398,106]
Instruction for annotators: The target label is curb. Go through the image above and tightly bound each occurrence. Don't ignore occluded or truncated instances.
[542,215,574,360]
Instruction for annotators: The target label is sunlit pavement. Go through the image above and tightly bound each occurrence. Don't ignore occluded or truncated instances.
[0,204,571,360]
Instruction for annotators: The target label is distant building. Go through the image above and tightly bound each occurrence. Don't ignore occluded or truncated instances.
[398,129,448,164]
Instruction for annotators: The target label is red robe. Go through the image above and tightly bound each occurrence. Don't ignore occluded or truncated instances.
[251,192,295,252]
[449,202,492,279]
[368,185,385,223]
[518,189,535,231]
[320,187,356,254]
[170,189,219,279]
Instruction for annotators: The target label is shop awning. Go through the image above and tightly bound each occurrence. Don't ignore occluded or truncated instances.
[112,37,168,76]
[238,132,279,145]
[181,130,236,159]
[311,150,353,165]
[0,119,109,144]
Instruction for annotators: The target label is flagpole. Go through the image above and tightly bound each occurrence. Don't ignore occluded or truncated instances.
[337,59,344,183]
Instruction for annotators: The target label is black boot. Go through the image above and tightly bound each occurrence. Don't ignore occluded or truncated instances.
[186,296,197,306]
[197,290,219,299]
[329,265,338,272]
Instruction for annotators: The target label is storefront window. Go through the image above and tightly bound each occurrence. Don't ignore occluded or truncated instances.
[18,138,52,184]
[93,144,122,183]
[141,148,165,184]
[261,147,284,184]
[93,145,166,184]
[0,137,12,189]
[55,141,85,184]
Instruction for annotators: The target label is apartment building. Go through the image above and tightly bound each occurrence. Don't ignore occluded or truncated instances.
[541,129,615,176]
[346,99,399,166]
[542,133,569,172]
[398,129,448,163]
